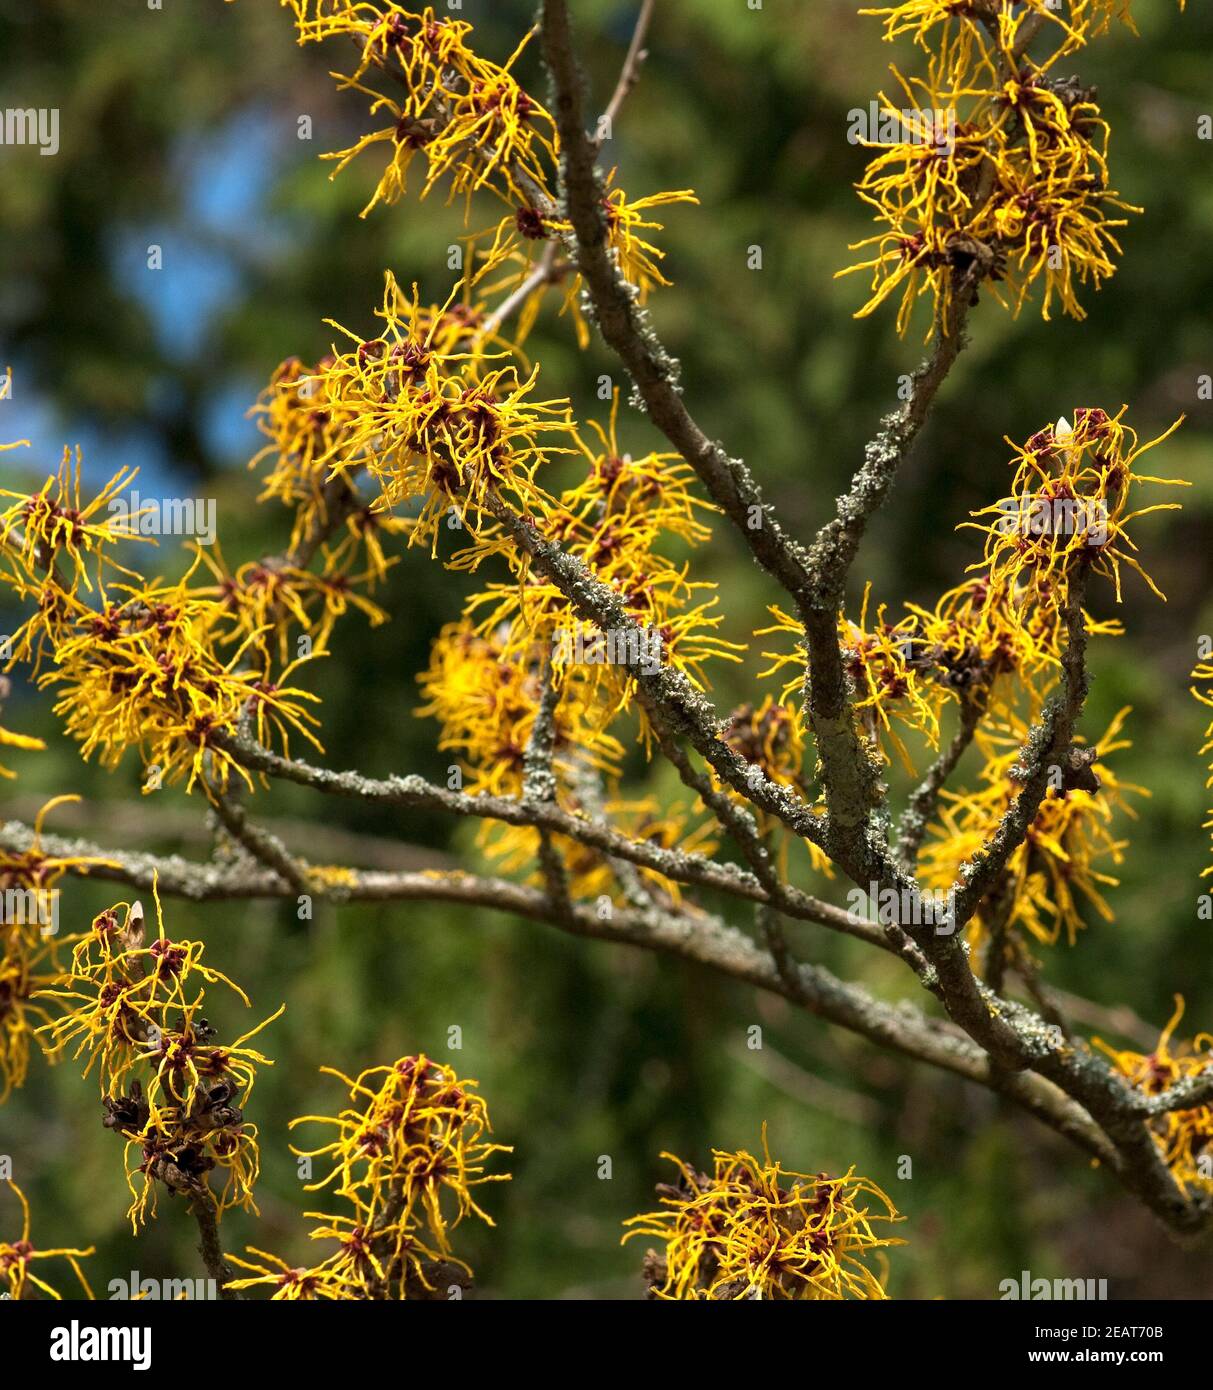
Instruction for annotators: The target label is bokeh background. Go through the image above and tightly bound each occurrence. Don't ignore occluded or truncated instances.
[1,0,1211,1298]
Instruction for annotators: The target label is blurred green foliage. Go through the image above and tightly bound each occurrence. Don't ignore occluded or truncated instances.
[0,0,1211,1298]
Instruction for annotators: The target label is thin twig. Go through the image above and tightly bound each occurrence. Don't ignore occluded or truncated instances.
[189,1185,241,1302]
[522,654,575,923]
[596,0,656,147]
[210,790,315,899]
[478,243,564,338]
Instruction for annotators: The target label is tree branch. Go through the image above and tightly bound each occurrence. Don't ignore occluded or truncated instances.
[951,563,1091,927]
[1,793,862,943]
[522,654,575,923]
[539,0,815,603]
[210,789,315,899]
[17,813,1120,1180]
[188,1184,241,1302]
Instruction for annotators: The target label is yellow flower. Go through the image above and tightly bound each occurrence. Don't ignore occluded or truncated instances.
[226,1246,354,1300]
[282,1054,510,1297]
[248,354,354,552]
[1095,998,1213,1196]
[299,4,557,216]
[760,584,940,774]
[966,409,1186,605]
[858,1,1175,59]
[309,272,575,556]
[545,172,698,305]
[839,4,1190,333]
[37,883,282,1229]
[449,391,739,739]
[249,293,498,550]
[623,1128,904,1300]
[0,444,152,591]
[417,618,625,799]
[860,1,1075,53]
[0,796,116,1101]
[20,555,324,795]
[1,1181,94,1300]
[227,1196,460,1301]
[904,571,1108,709]
[919,707,1143,952]
[291,1056,511,1247]
[0,941,54,1104]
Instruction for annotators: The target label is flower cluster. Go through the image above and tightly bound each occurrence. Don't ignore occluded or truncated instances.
[250,288,488,553]
[758,571,1061,780]
[754,408,1180,962]
[623,1132,904,1300]
[216,5,713,912]
[841,1,1189,334]
[464,408,739,702]
[0,437,396,795]
[916,412,1180,961]
[286,273,574,557]
[920,708,1142,954]
[902,568,1122,710]
[414,392,738,897]
[0,798,111,1102]
[416,620,623,797]
[0,0,718,957]
[264,1,695,324]
[762,584,942,773]
[299,1,558,215]
[1095,999,1212,1196]
[37,887,282,1230]
[228,1055,510,1299]
[966,409,1187,605]
[0,445,150,591]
